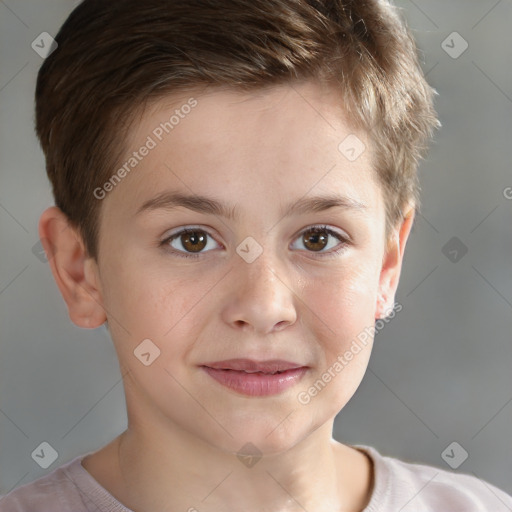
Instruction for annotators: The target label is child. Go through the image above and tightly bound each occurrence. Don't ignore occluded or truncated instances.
[2,0,511,510]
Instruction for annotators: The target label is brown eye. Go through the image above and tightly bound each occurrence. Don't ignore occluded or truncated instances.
[162,225,349,260]
[291,225,349,257]
[162,228,219,258]
[179,229,207,253]
[302,227,329,252]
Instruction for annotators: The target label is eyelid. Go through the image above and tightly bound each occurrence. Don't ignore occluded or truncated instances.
[161,224,222,245]
[160,224,351,259]
[292,225,351,244]
[290,225,351,257]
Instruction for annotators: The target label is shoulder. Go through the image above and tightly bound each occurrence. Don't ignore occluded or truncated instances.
[356,445,512,512]
[0,456,88,512]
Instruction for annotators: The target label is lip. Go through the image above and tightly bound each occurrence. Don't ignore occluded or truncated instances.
[202,358,305,373]
[200,359,309,397]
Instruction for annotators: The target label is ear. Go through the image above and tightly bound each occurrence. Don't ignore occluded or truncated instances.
[38,206,107,328]
[375,206,415,319]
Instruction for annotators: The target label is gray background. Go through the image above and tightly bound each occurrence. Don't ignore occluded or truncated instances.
[1,0,511,499]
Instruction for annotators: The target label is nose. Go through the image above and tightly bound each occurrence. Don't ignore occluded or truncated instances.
[222,252,298,335]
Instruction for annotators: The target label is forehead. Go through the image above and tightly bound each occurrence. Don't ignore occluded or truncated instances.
[105,81,382,220]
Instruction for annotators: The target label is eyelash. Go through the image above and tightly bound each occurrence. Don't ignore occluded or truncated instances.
[159,225,350,260]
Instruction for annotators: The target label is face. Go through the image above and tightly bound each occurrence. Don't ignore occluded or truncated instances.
[78,81,406,455]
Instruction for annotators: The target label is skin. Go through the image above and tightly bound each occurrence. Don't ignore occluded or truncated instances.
[39,80,415,512]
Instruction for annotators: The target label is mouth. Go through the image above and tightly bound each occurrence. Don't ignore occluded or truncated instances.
[201,358,306,373]
[200,359,309,396]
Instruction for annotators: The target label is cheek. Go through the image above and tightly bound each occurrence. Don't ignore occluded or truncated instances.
[298,277,376,415]
[103,259,217,366]
[299,263,380,409]
[303,260,380,337]
[97,251,173,349]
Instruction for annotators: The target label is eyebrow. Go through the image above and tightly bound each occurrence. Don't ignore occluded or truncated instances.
[135,190,368,221]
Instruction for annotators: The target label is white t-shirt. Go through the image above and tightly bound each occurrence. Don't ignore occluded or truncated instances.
[1,445,511,511]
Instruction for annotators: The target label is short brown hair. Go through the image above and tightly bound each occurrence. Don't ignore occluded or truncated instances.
[35,0,440,260]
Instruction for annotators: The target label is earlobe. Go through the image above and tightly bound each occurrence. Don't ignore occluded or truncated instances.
[375,207,416,319]
[38,206,107,328]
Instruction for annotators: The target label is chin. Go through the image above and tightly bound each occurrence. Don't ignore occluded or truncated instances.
[210,415,313,458]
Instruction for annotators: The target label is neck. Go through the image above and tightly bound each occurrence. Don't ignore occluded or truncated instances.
[109,420,373,512]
